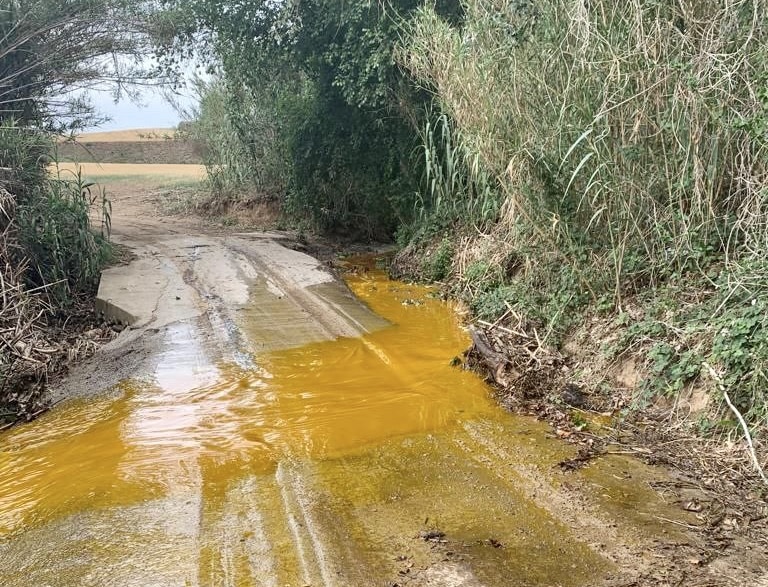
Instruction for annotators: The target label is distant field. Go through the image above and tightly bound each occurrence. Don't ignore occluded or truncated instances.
[53,162,207,183]
[57,128,202,165]
[71,128,178,142]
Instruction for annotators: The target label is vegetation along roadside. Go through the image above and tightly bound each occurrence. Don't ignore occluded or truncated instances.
[1,0,766,580]
[165,0,768,553]
[0,0,164,424]
[2,0,767,565]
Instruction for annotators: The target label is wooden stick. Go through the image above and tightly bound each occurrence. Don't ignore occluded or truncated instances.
[704,361,768,486]
[477,319,530,339]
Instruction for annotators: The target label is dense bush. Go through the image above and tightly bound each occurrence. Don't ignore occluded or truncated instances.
[400,0,768,422]
[0,0,155,306]
[16,170,112,304]
[165,0,768,422]
[167,0,463,239]
[405,0,768,281]
[0,125,112,305]
[179,76,299,209]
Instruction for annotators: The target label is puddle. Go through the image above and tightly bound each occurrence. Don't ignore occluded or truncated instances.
[0,263,689,585]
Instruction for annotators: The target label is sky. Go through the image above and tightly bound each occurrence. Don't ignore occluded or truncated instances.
[73,53,205,131]
[86,87,195,131]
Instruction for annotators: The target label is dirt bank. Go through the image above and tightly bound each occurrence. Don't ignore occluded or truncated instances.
[57,129,202,165]
[58,140,202,165]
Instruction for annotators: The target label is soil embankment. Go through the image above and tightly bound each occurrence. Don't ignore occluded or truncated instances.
[57,139,201,165]
[57,128,202,165]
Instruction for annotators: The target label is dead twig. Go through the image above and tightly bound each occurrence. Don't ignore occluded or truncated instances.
[704,361,768,487]
[477,319,530,339]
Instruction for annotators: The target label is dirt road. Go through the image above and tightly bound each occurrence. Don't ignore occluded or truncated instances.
[0,168,734,586]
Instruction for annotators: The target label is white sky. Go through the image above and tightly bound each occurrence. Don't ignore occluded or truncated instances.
[87,87,193,131]
[82,54,203,131]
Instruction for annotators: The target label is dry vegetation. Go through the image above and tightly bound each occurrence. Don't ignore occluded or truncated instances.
[0,188,115,427]
[399,0,768,438]
[387,6,768,557]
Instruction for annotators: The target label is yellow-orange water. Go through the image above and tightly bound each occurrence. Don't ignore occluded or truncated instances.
[0,269,500,537]
[0,266,694,586]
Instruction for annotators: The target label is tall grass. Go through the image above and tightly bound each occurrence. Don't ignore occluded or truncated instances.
[16,168,112,306]
[404,0,768,294]
[0,121,50,199]
[179,76,300,211]
[1,124,112,305]
[401,0,768,423]
[412,113,500,231]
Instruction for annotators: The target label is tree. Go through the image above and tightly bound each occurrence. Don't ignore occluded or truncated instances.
[0,0,167,128]
[161,0,463,237]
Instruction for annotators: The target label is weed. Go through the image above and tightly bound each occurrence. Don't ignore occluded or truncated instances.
[397,0,768,425]
[470,285,516,322]
[570,412,588,431]
[16,165,112,304]
[645,343,702,396]
[463,261,503,292]
[405,113,502,242]
[420,237,454,281]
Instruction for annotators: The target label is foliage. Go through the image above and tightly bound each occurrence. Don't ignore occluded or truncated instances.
[0,123,111,305]
[0,0,166,304]
[396,0,768,422]
[403,0,768,288]
[162,0,462,238]
[160,0,768,427]
[0,0,157,421]
[466,257,594,341]
[179,76,300,208]
[420,237,454,281]
[0,122,51,199]
[408,113,502,238]
[646,343,702,396]
[0,0,162,128]
[601,256,768,428]
[16,168,112,305]
[470,285,516,322]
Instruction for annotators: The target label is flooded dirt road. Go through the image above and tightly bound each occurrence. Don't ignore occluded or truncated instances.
[0,170,701,586]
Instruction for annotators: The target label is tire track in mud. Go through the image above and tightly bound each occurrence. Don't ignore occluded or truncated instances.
[125,234,392,587]
[198,477,279,587]
[276,462,340,586]
[152,235,698,587]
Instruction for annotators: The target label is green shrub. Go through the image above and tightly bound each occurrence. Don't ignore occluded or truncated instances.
[470,284,516,321]
[0,123,51,200]
[180,76,299,209]
[421,237,454,281]
[404,113,502,241]
[396,0,768,422]
[16,168,112,304]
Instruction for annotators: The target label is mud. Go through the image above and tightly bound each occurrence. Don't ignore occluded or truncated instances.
[0,174,738,586]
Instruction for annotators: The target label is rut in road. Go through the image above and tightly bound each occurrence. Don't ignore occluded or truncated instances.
[0,224,698,586]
